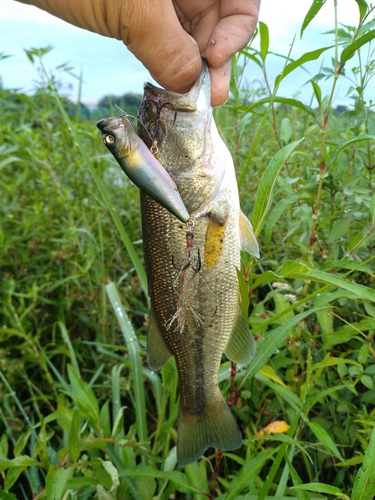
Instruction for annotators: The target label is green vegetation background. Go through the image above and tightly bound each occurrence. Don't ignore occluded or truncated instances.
[1,1,375,498]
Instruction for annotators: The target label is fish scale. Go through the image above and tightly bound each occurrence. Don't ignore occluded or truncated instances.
[139,61,259,466]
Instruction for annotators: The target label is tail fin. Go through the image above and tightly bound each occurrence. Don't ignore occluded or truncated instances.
[177,395,242,467]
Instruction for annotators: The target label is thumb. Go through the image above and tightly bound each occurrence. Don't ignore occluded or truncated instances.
[118,0,202,94]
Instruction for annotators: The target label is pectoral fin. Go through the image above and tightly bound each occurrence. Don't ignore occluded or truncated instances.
[147,305,171,371]
[240,211,259,258]
[224,312,256,365]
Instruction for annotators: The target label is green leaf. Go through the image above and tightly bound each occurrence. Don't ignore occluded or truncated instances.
[360,374,374,390]
[13,430,32,458]
[292,482,348,498]
[327,219,351,243]
[34,420,49,470]
[305,385,350,414]
[238,97,316,119]
[120,466,203,495]
[259,22,270,61]
[255,373,302,411]
[4,467,27,493]
[280,118,293,145]
[354,0,368,21]
[340,29,375,65]
[264,193,300,249]
[301,0,327,37]
[225,450,275,499]
[68,410,81,463]
[92,465,112,491]
[46,465,75,500]
[310,80,322,107]
[352,425,375,500]
[112,406,126,438]
[370,192,375,224]
[307,421,345,462]
[284,453,311,500]
[317,309,333,343]
[66,476,100,489]
[274,292,294,323]
[136,477,157,500]
[276,46,334,85]
[100,400,111,438]
[96,485,114,500]
[243,307,321,382]
[99,460,120,492]
[358,343,370,364]
[58,321,80,375]
[326,134,375,167]
[0,456,38,473]
[252,139,304,235]
[0,486,16,499]
[0,435,8,460]
[277,260,375,302]
[241,47,263,69]
[67,365,100,427]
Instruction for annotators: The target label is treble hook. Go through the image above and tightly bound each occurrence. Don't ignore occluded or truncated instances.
[172,249,201,272]
[171,220,201,273]
[139,99,178,152]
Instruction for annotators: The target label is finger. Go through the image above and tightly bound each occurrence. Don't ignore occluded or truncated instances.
[209,60,231,106]
[120,0,202,93]
[205,0,260,67]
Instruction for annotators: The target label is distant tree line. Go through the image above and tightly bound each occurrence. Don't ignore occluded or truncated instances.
[94,93,142,120]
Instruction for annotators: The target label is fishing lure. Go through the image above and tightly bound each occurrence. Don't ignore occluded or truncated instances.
[97,115,190,223]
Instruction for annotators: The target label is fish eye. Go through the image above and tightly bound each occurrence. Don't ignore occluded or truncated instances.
[104,134,115,146]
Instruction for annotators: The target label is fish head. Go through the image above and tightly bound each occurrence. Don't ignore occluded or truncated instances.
[138,60,211,150]
[96,115,138,159]
[138,61,218,213]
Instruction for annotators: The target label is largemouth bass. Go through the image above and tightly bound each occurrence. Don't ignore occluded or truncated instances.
[138,61,259,466]
[97,115,190,223]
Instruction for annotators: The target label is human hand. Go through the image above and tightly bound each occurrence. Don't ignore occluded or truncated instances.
[17,0,260,105]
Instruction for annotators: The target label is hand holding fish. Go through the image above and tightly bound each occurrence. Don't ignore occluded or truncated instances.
[16,0,260,105]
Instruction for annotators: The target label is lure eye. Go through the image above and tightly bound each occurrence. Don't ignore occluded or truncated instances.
[104,134,115,146]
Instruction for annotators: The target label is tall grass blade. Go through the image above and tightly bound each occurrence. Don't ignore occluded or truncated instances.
[46,74,148,297]
[239,307,321,389]
[57,320,80,375]
[238,97,316,118]
[307,421,345,462]
[105,282,148,457]
[251,139,304,236]
[301,0,327,37]
[277,261,375,302]
[352,425,375,500]
[340,30,375,65]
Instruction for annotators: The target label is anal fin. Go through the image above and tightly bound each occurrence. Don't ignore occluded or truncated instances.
[147,305,170,371]
[240,210,260,258]
[224,312,256,365]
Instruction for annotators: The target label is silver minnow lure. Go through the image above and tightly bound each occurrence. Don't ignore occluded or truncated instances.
[96,115,190,223]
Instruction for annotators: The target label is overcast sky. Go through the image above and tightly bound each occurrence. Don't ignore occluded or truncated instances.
[0,0,370,107]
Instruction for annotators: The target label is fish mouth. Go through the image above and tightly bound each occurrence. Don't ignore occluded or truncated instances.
[139,59,210,116]
[96,115,128,133]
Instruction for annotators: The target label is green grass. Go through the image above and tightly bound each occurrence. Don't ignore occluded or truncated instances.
[1,1,375,498]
